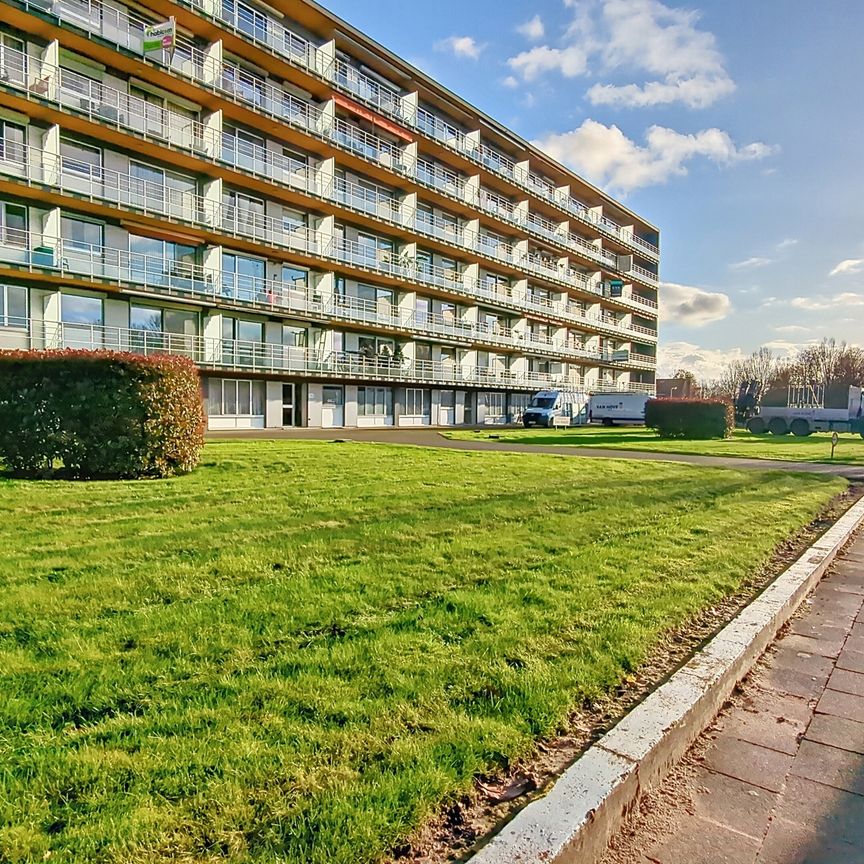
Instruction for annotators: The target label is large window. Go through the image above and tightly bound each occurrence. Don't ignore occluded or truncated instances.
[0,34,26,86]
[223,253,266,301]
[129,235,197,286]
[60,293,103,347]
[357,387,392,417]
[0,202,26,247]
[207,378,265,416]
[482,392,506,417]
[282,264,308,290]
[0,284,26,327]
[61,216,103,252]
[0,121,25,166]
[224,189,266,233]
[404,388,430,417]
[130,162,197,215]
[60,138,102,179]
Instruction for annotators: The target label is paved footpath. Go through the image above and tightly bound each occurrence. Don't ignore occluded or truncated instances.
[208,428,864,481]
[601,534,864,864]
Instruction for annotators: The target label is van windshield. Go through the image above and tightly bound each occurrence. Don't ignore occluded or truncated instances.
[530,397,557,409]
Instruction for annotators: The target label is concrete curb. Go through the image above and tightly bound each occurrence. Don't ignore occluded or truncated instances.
[469,496,864,864]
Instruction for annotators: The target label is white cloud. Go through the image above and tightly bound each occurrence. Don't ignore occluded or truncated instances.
[435,35,483,60]
[506,0,735,109]
[517,14,545,41]
[829,258,864,277]
[730,256,772,270]
[659,339,803,380]
[776,238,798,251]
[658,341,745,380]
[508,44,590,80]
[790,292,864,311]
[773,325,811,334]
[502,75,519,88]
[587,76,734,109]
[659,280,732,327]
[533,120,775,193]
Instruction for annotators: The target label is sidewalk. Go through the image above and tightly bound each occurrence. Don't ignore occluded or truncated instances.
[601,535,864,864]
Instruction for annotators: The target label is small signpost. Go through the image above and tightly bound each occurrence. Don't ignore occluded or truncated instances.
[831,431,839,460]
[143,18,176,54]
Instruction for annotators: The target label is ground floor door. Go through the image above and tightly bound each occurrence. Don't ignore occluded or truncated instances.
[282,383,302,427]
[321,385,344,427]
[438,390,455,426]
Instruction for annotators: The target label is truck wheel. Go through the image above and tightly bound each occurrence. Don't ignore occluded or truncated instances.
[602,418,614,427]
[790,419,811,437]
[768,418,789,436]
[747,417,767,435]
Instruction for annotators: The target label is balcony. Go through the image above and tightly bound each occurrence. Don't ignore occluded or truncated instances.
[332,58,402,119]
[4,315,579,390]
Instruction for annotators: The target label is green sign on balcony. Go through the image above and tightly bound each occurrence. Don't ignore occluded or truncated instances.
[143,19,176,54]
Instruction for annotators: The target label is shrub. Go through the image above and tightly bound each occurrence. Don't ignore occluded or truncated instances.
[645,398,734,439]
[0,350,205,479]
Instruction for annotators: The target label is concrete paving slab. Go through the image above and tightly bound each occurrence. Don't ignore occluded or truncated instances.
[815,687,864,723]
[774,632,846,660]
[756,816,864,864]
[762,647,834,700]
[837,646,864,673]
[690,770,778,840]
[805,713,864,754]
[702,737,795,793]
[790,739,864,795]
[827,667,864,697]
[713,686,811,756]
[649,814,760,864]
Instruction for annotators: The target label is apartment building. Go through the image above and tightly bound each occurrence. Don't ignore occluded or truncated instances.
[0,0,659,429]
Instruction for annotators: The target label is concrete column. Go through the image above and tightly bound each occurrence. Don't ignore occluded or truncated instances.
[401,192,417,230]
[400,91,418,126]
[202,177,223,228]
[317,214,336,259]
[38,41,59,101]
[41,124,60,187]
[202,40,223,87]
[202,312,222,364]
[465,129,480,158]
[201,110,222,158]
[317,40,336,80]
[514,159,530,187]
[513,200,529,227]
[202,245,222,302]
[464,174,480,209]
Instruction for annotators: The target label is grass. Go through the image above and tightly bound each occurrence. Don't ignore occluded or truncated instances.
[446,427,864,464]
[0,440,846,863]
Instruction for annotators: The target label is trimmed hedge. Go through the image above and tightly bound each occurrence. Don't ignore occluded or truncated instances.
[0,350,205,479]
[645,398,734,439]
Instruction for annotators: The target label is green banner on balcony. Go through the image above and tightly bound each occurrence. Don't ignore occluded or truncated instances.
[143,18,176,54]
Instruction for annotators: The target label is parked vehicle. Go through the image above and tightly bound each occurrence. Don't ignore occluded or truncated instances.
[744,384,864,437]
[588,392,649,426]
[522,390,588,427]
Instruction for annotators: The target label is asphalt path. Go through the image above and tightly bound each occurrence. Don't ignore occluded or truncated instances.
[207,427,864,481]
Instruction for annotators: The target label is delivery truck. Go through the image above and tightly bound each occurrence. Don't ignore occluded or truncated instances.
[587,392,650,426]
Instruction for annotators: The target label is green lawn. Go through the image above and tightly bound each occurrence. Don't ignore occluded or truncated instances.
[446,427,864,464]
[0,441,846,863]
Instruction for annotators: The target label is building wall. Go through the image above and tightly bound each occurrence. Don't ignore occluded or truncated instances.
[0,0,659,429]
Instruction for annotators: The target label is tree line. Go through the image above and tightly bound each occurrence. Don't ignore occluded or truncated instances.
[695,339,864,404]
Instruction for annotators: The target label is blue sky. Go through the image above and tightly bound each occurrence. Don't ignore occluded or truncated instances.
[319,0,864,380]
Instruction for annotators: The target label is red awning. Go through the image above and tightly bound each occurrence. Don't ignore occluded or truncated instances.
[333,93,414,142]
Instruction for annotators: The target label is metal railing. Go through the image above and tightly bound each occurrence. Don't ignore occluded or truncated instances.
[6,316,589,389]
[30,0,662,262]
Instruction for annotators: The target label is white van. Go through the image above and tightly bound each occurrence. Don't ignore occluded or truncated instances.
[588,393,649,426]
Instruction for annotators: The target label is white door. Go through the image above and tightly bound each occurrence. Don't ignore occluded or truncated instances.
[322,385,344,427]
[438,390,455,425]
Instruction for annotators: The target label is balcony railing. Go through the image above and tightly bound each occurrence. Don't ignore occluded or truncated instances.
[333,58,402,118]
[25,0,662,263]
[5,316,585,389]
